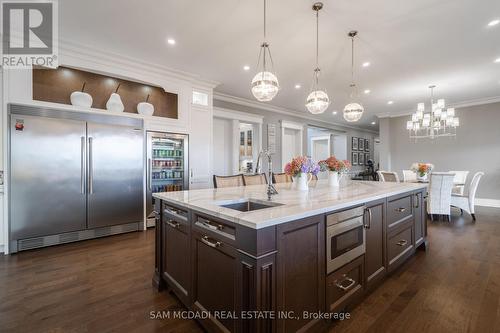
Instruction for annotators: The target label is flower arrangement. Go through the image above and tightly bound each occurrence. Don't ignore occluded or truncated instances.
[284,156,320,177]
[411,163,434,177]
[319,156,351,174]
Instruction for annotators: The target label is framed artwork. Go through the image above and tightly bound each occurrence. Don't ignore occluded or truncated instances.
[365,153,370,165]
[358,152,365,166]
[365,139,370,152]
[352,137,358,151]
[358,138,365,151]
[351,152,358,165]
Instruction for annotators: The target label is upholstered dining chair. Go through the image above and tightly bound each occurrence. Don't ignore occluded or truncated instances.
[449,170,469,195]
[427,172,455,221]
[213,174,244,188]
[377,171,400,182]
[450,172,484,221]
[243,173,267,186]
[402,170,417,182]
[272,172,293,184]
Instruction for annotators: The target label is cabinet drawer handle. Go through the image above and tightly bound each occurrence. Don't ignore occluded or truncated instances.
[201,236,222,248]
[166,220,180,228]
[364,207,372,229]
[335,275,356,291]
[397,239,408,247]
[415,194,420,209]
[199,218,223,231]
[395,207,406,213]
[165,207,182,216]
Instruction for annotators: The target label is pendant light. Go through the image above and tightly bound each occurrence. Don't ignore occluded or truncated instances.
[343,31,364,122]
[305,2,330,114]
[251,0,279,102]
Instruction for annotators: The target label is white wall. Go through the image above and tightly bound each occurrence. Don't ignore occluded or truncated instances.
[332,135,347,160]
[213,118,233,176]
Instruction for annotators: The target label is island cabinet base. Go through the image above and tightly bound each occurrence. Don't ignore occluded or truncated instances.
[152,188,427,333]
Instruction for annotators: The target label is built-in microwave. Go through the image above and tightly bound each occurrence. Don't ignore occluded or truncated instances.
[326,206,366,274]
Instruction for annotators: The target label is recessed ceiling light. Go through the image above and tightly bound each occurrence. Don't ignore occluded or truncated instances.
[295,84,301,89]
[332,111,338,115]
[243,65,250,71]
[488,19,500,27]
[495,57,500,63]
[364,89,371,94]
[371,121,376,125]
[167,38,176,45]
[387,100,394,105]
[362,62,371,67]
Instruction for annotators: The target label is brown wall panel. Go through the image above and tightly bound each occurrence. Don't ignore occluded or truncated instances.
[32,66,178,119]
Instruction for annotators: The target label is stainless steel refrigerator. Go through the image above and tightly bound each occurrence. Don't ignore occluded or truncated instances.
[8,104,144,252]
[146,131,188,226]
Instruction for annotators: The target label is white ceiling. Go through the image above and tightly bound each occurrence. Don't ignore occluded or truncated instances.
[59,0,500,129]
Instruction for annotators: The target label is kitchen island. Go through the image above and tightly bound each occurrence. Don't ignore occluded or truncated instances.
[152,180,427,333]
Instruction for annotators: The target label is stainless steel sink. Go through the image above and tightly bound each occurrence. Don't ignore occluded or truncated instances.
[219,199,283,212]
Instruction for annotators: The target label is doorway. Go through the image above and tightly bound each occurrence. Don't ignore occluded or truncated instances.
[281,122,303,170]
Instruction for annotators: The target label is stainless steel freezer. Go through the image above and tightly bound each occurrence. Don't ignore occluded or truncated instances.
[8,104,144,252]
[146,131,189,226]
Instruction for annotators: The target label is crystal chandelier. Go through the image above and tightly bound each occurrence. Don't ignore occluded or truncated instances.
[343,31,364,122]
[407,85,459,140]
[251,0,279,102]
[306,2,330,114]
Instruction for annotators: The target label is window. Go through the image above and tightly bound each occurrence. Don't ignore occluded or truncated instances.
[192,91,208,106]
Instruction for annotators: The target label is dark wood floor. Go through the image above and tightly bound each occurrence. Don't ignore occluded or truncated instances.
[1,207,499,333]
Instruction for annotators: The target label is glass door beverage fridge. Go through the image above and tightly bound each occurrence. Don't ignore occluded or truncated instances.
[146,132,189,226]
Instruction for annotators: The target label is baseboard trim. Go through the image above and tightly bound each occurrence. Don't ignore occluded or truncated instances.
[475,198,500,208]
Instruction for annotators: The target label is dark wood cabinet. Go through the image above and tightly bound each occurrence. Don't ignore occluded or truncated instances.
[191,229,239,333]
[276,215,325,333]
[153,188,427,333]
[387,221,414,273]
[387,193,413,231]
[326,255,365,313]
[162,212,190,305]
[363,199,386,290]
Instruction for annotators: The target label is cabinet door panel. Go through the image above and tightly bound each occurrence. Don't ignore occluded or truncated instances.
[191,230,238,332]
[163,218,190,304]
[276,215,325,333]
[190,106,212,189]
[364,199,386,290]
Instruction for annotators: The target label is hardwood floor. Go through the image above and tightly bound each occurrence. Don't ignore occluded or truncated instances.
[331,206,500,333]
[1,206,499,333]
[0,230,202,333]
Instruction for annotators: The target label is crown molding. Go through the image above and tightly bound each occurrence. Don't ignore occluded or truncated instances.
[213,92,379,134]
[58,38,220,89]
[376,95,500,119]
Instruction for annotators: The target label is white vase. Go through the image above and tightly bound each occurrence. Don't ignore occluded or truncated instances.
[328,171,341,187]
[137,102,154,116]
[70,91,93,108]
[292,173,312,191]
[106,93,124,112]
[416,173,428,182]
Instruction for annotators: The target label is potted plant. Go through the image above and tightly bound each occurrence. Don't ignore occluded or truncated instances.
[284,156,320,191]
[319,156,351,187]
[411,163,434,181]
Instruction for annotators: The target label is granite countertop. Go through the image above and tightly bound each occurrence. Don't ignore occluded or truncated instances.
[153,180,427,229]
